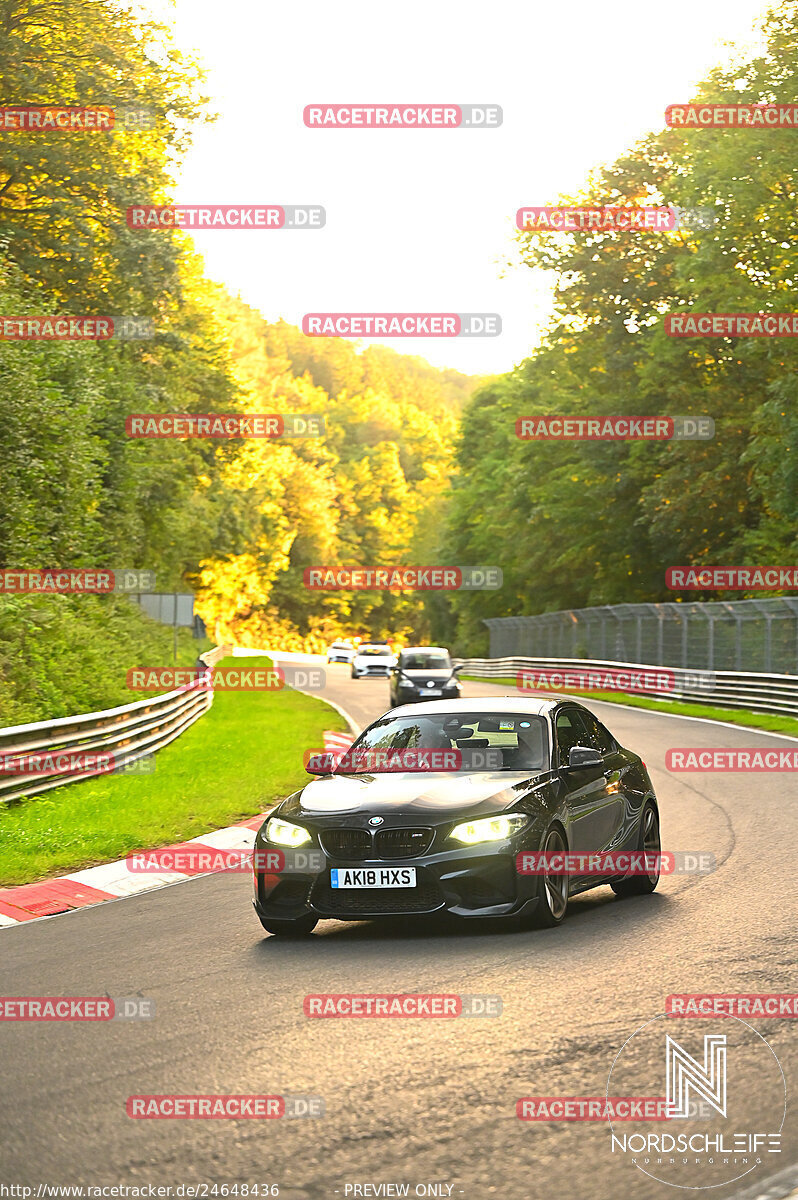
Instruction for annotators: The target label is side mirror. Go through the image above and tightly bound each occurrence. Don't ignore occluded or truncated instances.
[305,752,335,776]
[566,745,603,771]
[451,664,463,675]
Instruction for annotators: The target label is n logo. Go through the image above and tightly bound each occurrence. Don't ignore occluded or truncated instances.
[666,1034,727,1118]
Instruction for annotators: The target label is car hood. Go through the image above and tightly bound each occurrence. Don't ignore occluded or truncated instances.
[285,770,544,819]
[398,669,454,682]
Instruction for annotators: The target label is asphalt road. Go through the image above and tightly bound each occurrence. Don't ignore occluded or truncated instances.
[2,658,797,1200]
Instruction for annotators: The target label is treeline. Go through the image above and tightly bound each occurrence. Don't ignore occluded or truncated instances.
[193,294,472,649]
[3,0,796,724]
[0,0,475,719]
[439,3,798,652]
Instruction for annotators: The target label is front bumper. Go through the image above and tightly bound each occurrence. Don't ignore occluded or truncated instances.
[394,687,461,703]
[253,837,541,922]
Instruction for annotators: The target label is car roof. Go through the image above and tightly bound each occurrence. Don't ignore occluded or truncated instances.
[398,646,450,654]
[387,695,562,717]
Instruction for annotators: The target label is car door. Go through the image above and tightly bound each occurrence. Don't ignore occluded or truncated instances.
[573,707,626,851]
[554,706,612,856]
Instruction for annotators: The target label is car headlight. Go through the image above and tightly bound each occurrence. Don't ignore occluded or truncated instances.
[265,817,312,847]
[449,814,529,845]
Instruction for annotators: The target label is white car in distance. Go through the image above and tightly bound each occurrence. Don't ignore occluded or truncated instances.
[326,640,356,664]
[350,643,396,678]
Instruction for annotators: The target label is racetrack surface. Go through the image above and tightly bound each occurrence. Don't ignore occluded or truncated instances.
[2,657,796,1199]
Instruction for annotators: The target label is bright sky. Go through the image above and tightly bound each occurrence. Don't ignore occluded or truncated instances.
[148,0,769,376]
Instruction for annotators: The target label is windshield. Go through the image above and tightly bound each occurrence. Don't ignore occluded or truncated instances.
[400,653,451,671]
[340,712,548,773]
[358,647,391,657]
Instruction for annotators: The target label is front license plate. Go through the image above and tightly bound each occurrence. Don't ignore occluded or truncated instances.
[421,688,441,696]
[331,867,416,889]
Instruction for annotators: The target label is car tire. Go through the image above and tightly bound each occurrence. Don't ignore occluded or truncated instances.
[611,801,660,897]
[523,824,569,928]
[258,914,318,937]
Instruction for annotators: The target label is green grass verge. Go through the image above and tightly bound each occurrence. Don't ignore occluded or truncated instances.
[460,675,798,736]
[0,656,348,886]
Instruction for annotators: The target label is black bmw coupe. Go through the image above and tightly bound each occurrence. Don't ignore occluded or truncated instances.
[252,697,660,936]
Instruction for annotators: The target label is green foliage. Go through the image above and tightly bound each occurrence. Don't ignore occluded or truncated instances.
[0,3,479,721]
[4,0,794,715]
[197,297,473,649]
[440,2,798,650]
[0,593,210,725]
[0,0,208,312]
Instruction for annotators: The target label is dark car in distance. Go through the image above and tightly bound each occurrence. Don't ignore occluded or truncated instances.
[252,697,661,936]
[389,646,461,706]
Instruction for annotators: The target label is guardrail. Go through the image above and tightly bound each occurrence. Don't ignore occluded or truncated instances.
[453,656,798,719]
[0,644,230,804]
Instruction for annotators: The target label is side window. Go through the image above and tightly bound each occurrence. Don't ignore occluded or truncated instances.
[572,710,619,755]
[555,709,588,766]
[594,718,619,755]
